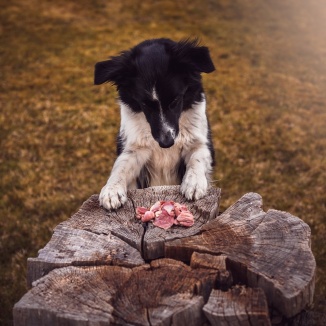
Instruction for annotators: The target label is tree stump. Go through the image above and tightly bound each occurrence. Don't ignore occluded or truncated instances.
[13,186,316,326]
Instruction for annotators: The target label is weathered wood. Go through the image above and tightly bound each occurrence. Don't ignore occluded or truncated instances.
[56,186,220,262]
[14,259,217,326]
[61,193,144,253]
[190,252,233,291]
[129,185,221,259]
[26,186,220,287]
[190,252,227,270]
[27,225,145,287]
[203,286,271,326]
[14,188,316,325]
[165,192,316,318]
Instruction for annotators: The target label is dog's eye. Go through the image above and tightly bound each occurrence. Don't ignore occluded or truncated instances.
[141,99,159,110]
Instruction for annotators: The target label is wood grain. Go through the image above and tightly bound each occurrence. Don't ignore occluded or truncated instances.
[15,259,217,326]
[203,286,271,326]
[13,187,316,325]
[129,185,221,259]
[165,192,316,318]
[27,225,145,286]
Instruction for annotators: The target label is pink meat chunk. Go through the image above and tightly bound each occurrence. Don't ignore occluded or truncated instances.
[176,210,195,227]
[161,201,175,217]
[136,206,148,220]
[141,210,155,222]
[150,200,162,213]
[174,202,189,217]
[153,210,175,230]
[136,200,195,229]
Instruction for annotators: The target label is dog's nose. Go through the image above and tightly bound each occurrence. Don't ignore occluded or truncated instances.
[158,133,175,148]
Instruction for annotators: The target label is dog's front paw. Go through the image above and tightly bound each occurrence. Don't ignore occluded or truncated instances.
[181,170,208,201]
[99,183,127,210]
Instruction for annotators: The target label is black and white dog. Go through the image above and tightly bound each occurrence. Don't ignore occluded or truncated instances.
[94,38,215,210]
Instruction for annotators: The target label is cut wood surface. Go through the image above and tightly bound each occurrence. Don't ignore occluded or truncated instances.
[190,252,233,291]
[14,186,316,325]
[129,186,220,259]
[27,185,220,288]
[203,285,271,326]
[165,192,316,318]
[16,259,217,326]
[27,226,145,287]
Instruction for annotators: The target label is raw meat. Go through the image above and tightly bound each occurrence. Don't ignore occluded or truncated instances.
[176,211,195,227]
[142,210,155,222]
[135,201,194,230]
[153,210,175,230]
[136,207,148,220]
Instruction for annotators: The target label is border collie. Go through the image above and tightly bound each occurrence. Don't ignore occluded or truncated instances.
[94,38,215,210]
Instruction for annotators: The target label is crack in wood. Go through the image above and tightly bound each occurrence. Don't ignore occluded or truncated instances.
[14,188,315,326]
[129,195,149,262]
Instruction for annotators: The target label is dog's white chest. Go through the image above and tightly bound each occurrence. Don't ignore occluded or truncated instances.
[145,142,182,186]
[120,101,209,187]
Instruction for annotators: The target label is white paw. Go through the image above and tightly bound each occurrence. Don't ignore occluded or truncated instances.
[180,170,208,201]
[99,183,127,210]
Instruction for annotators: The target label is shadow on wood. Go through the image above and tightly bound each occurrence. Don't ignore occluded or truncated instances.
[14,186,315,326]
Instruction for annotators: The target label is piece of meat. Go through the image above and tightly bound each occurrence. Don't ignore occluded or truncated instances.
[141,210,155,222]
[136,206,148,219]
[161,201,175,217]
[176,210,195,227]
[174,202,189,217]
[150,201,162,213]
[136,201,195,229]
[153,210,175,230]
[155,210,162,217]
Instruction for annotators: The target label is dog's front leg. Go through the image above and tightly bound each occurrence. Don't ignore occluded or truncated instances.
[180,145,212,201]
[99,149,150,210]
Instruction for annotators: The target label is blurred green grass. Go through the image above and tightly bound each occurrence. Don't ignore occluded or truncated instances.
[1,0,326,324]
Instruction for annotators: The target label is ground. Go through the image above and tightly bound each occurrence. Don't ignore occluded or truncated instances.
[0,0,325,324]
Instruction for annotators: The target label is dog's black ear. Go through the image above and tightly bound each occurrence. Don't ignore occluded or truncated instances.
[188,46,215,73]
[173,39,215,74]
[94,60,115,85]
[94,53,132,85]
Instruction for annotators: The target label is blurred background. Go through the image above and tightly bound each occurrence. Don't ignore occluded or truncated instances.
[1,0,325,324]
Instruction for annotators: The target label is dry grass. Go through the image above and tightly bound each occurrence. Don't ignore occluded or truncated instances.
[1,0,326,324]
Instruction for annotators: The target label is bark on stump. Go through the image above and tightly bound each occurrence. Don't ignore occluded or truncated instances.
[13,186,316,326]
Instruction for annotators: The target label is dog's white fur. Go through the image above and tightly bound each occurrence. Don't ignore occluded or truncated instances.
[99,95,212,210]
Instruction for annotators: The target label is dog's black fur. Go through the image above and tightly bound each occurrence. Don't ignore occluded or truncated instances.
[94,38,216,210]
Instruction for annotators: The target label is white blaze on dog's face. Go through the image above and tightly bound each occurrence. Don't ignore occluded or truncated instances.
[138,82,185,148]
[149,88,176,148]
[94,38,215,148]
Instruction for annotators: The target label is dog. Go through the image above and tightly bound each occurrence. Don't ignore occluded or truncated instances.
[94,38,215,210]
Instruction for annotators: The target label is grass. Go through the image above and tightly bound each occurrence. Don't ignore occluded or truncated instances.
[1,0,326,324]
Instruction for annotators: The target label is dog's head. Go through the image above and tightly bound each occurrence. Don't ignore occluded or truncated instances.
[94,38,215,148]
